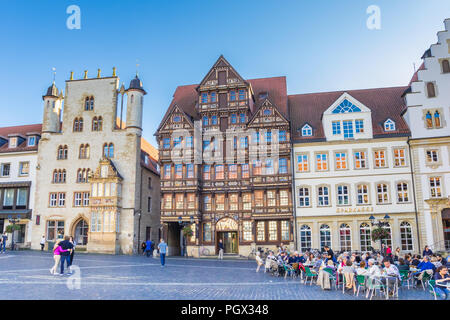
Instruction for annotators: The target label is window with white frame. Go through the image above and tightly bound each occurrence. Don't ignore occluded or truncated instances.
[298,187,310,207]
[354,151,367,169]
[19,162,29,176]
[332,121,341,135]
[335,152,347,170]
[74,192,82,207]
[400,221,413,251]
[337,185,350,205]
[297,154,308,172]
[343,120,354,139]
[426,150,439,164]
[301,124,312,137]
[384,119,395,131]
[58,193,66,207]
[280,190,289,206]
[394,148,406,167]
[300,225,312,252]
[376,184,389,204]
[49,193,58,207]
[83,192,90,206]
[267,190,276,207]
[359,223,371,251]
[281,221,290,241]
[374,150,386,168]
[28,136,36,146]
[357,184,369,204]
[243,221,252,241]
[318,186,329,206]
[268,221,277,241]
[355,119,364,133]
[316,153,328,171]
[256,221,265,241]
[429,177,442,198]
[397,182,409,203]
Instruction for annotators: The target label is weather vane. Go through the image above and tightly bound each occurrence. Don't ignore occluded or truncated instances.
[52,67,56,83]
[136,59,140,77]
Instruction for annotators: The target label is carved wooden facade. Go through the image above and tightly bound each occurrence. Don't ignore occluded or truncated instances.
[156,56,294,255]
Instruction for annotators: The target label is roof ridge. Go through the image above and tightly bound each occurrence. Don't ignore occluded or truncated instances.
[288,85,409,98]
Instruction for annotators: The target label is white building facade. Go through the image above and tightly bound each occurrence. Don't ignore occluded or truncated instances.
[403,18,450,252]
[0,124,41,248]
[290,87,419,254]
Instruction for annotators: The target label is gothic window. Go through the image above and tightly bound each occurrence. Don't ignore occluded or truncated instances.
[103,143,114,158]
[427,82,436,98]
[332,99,361,113]
[73,117,84,132]
[57,145,68,160]
[92,116,103,131]
[79,144,90,159]
[52,169,66,183]
[108,143,114,158]
[84,96,94,111]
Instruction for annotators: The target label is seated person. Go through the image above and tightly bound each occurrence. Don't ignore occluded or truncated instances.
[416,256,436,273]
[356,261,369,275]
[323,259,336,272]
[382,258,401,281]
[313,255,324,272]
[411,255,421,267]
[397,258,410,271]
[431,256,442,269]
[433,266,450,300]
[367,259,381,277]
[436,254,447,267]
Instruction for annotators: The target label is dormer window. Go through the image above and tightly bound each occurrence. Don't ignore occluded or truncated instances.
[343,120,354,139]
[384,119,396,131]
[9,137,17,148]
[258,92,268,100]
[301,124,312,137]
[332,121,341,135]
[28,136,36,147]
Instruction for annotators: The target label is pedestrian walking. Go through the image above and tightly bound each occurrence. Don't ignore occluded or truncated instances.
[50,240,68,275]
[40,235,46,251]
[141,241,146,255]
[145,239,153,257]
[1,233,7,253]
[218,239,224,260]
[68,236,76,269]
[256,252,264,272]
[158,239,167,267]
[58,236,73,275]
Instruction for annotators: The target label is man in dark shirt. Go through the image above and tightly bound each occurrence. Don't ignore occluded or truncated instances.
[323,245,335,263]
[59,236,73,275]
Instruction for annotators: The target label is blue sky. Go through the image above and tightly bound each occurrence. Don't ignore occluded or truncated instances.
[0,0,449,145]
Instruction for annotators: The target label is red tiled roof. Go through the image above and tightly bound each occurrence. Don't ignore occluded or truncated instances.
[289,86,411,142]
[408,62,426,86]
[140,138,159,176]
[157,77,289,133]
[0,124,42,153]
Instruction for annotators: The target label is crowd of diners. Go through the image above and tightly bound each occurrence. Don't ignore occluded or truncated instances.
[255,243,450,300]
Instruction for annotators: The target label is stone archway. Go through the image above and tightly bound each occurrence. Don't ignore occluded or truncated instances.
[215,217,239,254]
[70,215,89,246]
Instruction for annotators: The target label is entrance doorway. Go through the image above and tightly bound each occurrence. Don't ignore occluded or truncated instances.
[217,232,238,254]
[74,220,88,245]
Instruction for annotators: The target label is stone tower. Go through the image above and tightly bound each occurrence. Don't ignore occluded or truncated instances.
[42,83,63,134]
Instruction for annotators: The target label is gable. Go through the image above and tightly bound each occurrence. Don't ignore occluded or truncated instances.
[248,99,289,128]
[324,93,371,115]
[198,55,247,89]
[158,104,194,133]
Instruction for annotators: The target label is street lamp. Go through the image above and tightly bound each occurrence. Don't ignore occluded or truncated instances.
[8,215,21,251]
[369,214,391,252]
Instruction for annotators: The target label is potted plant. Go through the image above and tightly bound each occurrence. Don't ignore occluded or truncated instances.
[5,224,21,234]
[371,227,390,242]
[182,225,193,238]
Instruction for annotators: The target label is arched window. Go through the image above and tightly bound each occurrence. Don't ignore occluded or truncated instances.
[77,169,83,183]
[74,220,89,245]
[299,225,312,252]
[103,143,109,158]
[74,118,83,132]
[108,143,114,158]
[400,221,413,251]
[427,82,436,98]
[85,96,94,111]
[434,111,441,127]
[425,111,433,128]
[381,223,392,247]
[339,223,352,251]
[73,118,79,132]
[57,145,68,160]
[92,117,98,131]
[53,170,58,183]
[97,117,102,131]
[61,169,66,183]
[320,224,331,250]
[332,99,362,113]
[442,60,450,73]
[79,144,89,159]
[360,223,371,252]
[130,95,134,104]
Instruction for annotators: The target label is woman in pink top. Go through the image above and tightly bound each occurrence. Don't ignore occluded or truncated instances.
[50,240,69,275]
